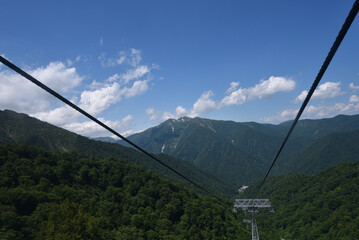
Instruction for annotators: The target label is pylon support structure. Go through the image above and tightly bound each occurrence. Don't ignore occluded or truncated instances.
[233,199,274,240]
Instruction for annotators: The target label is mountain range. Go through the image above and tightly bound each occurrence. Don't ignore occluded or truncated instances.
[1,109,359,190]
[0,109,236,198]
[1,109,359,239]
[120,114,359,185]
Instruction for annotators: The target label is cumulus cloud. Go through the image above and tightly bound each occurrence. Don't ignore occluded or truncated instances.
[32,105,80,126]
[349,95,359,103]
[162,112,175,121]
[221,88,247,106]
[349,82,359,91]
[264,100,359,123]
[146,107,160,121]
[161,76,295,121]
[225,82,240,94]
[295,82,343,103]
[30,76,148,137]
[106,74,120,83]
[78,80,149,117]
[32,62,83,92]
[176,106,187,118]
[0,61,83,114]
[1,48,158,138]
[189,91,218,117]
[162,106,188,121]
[80,83,121,115]
[121,65,150,84]
[63,115,135,138]
[248,76,295,100]
[222,76,295,106]
[120,80,149,98]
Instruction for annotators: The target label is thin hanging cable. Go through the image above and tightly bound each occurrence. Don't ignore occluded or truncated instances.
[251,0,359,201]
[0,55,226,204]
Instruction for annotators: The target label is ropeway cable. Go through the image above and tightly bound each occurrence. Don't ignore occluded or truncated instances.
[251,0,359,201]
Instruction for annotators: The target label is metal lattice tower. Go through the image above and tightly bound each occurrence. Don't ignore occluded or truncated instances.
[233,199,274,240]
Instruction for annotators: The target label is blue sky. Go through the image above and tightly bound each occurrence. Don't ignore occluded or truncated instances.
[1,0,359,138]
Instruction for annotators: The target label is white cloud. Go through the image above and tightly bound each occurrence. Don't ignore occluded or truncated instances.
[120,80,149,98]
[120,129,140,137]
[121,65,150,84]
[152,63,160,70]
[97,49,146,69]
[280,109,298,120]
[264,101,359,123]
[32,105,80,126]
[161,76,295,120]
[225,82,240,94]
[248,76,295,100]
[222,76,295,106]
[189,91,217,117]
[129,48,142,67]
[221,88,247,106]
[0,61,83,114]
[79,80,149,118]
[99,37,104,47]
[80,83,121,115]
[349,95,359,103]
[176,106,187,118]
[32,62,83,92]
[106,74,120,82]
[295,91,307,103]
[295,82,343,102]
[146,107,160,121]
[66,59,73,66]
[98,52,126,67]
[63,115,135,138]
[65,56,81,67]
[349,82,359,91]
[28,77,150,137]
[116,56,126,65]
[162,112,175,121]
[1,49,158,138]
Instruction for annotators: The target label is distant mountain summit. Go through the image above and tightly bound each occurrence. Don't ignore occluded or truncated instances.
[123,114,359,185]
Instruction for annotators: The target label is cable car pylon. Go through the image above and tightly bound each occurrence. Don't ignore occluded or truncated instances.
[233,199,274,240]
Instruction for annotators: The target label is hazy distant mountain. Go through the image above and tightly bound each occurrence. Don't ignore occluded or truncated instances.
[0,109,236,198]
[121,114,359,185]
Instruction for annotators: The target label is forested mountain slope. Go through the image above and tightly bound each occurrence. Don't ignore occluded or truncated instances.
[0,144,250,239]
[241,162,359,239]
[275,130,359,174]
[0,109,236,198]
[122,114,359,185]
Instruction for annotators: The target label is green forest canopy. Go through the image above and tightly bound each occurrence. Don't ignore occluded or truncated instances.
[0,144,249,240]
